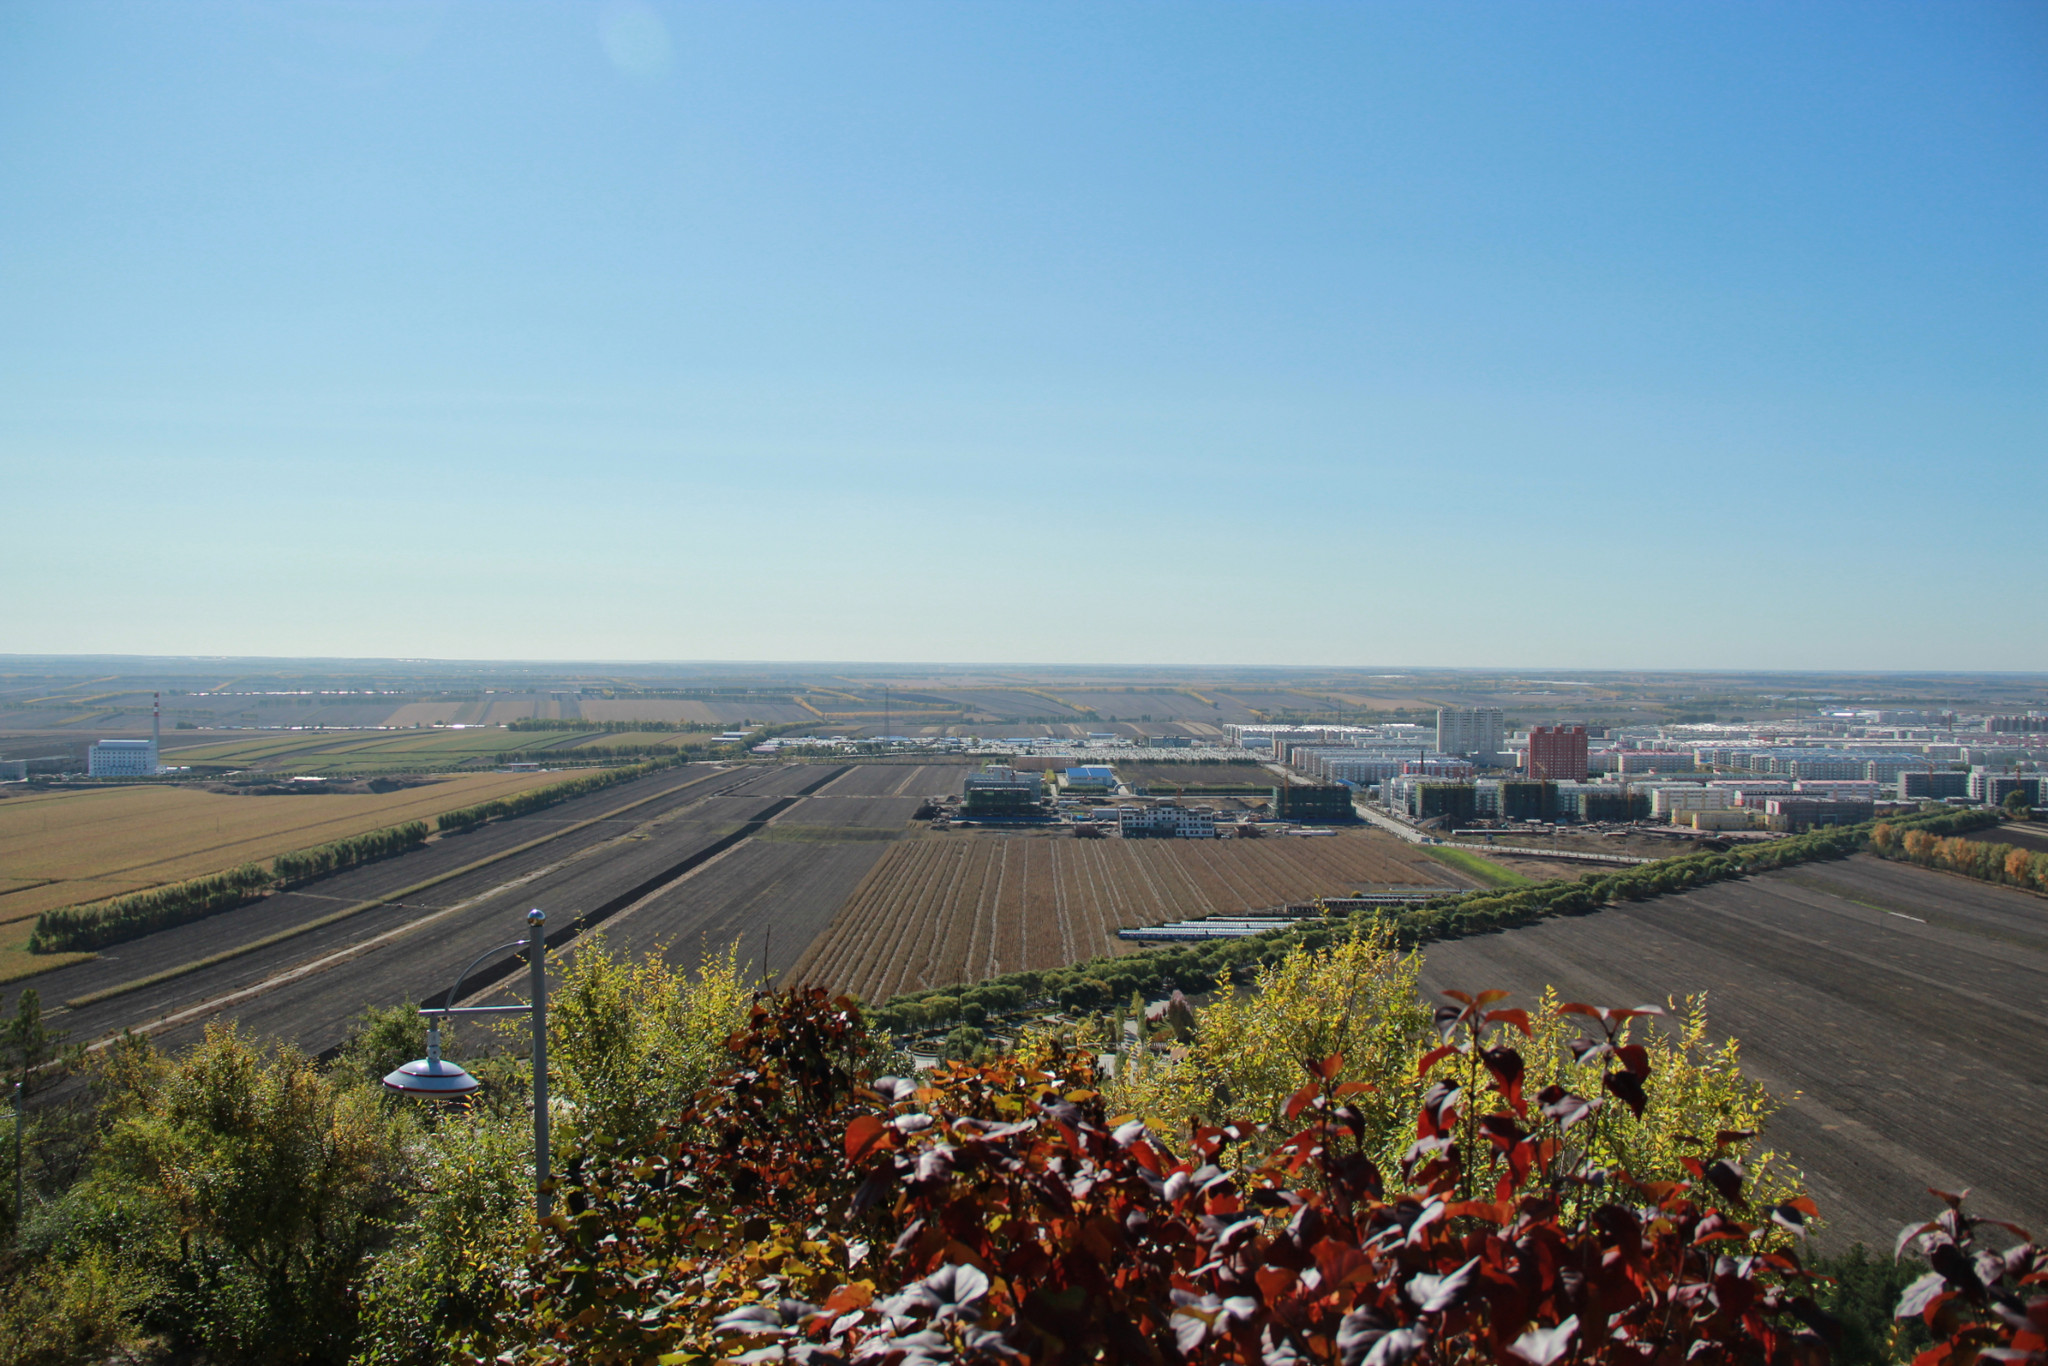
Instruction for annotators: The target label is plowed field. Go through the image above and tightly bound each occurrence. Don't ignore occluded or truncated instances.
[791,830,1469,999]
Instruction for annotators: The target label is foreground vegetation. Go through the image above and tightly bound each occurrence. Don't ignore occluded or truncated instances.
[3,925,2032,1365]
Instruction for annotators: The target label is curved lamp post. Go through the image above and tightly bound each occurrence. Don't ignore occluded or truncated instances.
[383,907,552,1218]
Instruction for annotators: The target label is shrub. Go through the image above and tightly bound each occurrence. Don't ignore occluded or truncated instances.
[29,863,272,953]
[477,988,2024,1366]
[271,822,427,884]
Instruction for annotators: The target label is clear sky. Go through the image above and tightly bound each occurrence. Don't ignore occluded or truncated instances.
[2,1,2042,669]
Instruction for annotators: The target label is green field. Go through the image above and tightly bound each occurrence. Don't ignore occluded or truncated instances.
[1422,844,1536,888]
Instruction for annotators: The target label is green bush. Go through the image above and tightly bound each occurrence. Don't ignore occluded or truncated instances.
[29,863,272,953]
[271,822,427,884]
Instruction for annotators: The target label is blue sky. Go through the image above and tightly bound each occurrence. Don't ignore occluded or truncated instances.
[2,1,2042,668]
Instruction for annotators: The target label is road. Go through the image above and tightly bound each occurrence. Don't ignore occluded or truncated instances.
[1416,853,2048,1251]
[2,762,949,1058]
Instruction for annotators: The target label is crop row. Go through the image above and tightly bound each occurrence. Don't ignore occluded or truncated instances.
[860,803,2006,1035]
[793,831,1453,1001]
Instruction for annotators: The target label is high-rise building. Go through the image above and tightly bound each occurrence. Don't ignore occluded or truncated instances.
[1526,726,1588,782]
[1435,708,1505,760]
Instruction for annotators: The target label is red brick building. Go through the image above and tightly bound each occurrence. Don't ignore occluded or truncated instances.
[1527,725,1589,782]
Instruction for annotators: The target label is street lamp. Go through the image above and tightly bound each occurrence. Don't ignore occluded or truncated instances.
[383,907,552,1218]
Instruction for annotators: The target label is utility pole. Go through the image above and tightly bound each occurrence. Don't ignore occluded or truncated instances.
[11,1080,22,1242]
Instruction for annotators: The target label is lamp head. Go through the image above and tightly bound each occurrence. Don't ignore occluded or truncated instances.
[383,1015,481,1099]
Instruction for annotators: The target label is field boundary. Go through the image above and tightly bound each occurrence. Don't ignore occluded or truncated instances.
[56,767,742,1009]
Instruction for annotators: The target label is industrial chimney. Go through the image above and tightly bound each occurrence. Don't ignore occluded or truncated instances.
[152,692,161,773]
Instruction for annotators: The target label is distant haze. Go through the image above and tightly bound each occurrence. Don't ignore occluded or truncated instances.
[1,3,2042,668]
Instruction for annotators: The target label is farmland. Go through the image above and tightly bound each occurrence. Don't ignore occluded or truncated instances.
[1116,761,1278,791]
[1416,854,2048,1251]
[0,770,574,972]
[161,728,560,772]
[0,762,980,1062]
[790,829,1472,1001]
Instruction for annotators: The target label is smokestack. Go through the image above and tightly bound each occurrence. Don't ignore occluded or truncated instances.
[153,692,161,771]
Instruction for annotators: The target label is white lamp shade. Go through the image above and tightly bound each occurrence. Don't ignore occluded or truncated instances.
[382,1055,482,1098]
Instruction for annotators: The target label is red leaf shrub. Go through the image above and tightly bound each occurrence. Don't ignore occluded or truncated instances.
[486,990,2042,1366]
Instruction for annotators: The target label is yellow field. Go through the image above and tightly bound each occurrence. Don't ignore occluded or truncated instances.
[0,770,570,929]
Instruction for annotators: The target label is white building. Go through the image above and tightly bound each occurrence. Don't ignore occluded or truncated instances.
[89,738,159,777]
[1115,804,1217,838]
[1649,787,1731,821]
[1435,708,1505,760]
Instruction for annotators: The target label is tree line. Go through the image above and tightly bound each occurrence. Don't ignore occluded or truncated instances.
[1871,814,2048,894]
[270,822,429,885]
[506,718,721,733]
[27,864,275,954]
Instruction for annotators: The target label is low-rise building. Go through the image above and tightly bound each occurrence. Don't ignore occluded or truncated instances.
[1115,803,1217,839]
[1763,797,1874,832]
[1614,751,1697,774]
[1650,787,1731,821]
[1273,783,1358,822]
[1899,769,1970,800]
[1686,808,1754,831]
[1969,771,2044,806]
[964,764,1046,816]
[88,738,158,777]
[1060,765,1119,794]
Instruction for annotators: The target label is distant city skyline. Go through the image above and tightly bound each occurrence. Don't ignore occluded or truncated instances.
[2,2,2042,669]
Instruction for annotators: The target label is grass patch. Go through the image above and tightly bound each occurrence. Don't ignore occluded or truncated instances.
[1423,845,1536,888]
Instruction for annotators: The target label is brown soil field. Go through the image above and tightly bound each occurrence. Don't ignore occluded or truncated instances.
[1962,819,2048,852]
[1056,692,1247,722]
[0,770,574,931]
[927,690,1089,718]
[1117,761,1277,789]
[791,830,1473,1000]
[815,763,972,799]
[1417,854,2048,1251]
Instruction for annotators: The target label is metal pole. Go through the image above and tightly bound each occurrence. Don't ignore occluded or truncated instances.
[528,908,550,1220]
[12,1080,22,1241]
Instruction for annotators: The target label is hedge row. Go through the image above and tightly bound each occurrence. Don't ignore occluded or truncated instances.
[865,805,1989,1036]
[270,822,429,885]
[29,864,273,953]
[507,718,721,733]
[1872,814,2047,894]
[434,755,691,835]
